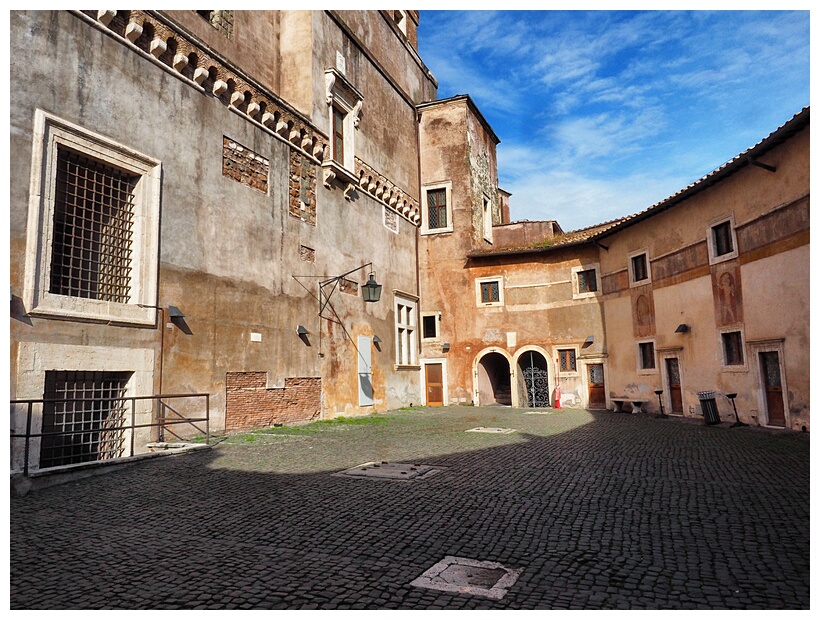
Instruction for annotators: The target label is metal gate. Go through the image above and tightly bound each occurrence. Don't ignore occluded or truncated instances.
[522,352,551,408]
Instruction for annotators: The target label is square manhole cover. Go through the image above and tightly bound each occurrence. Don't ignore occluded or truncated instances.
[465,427,516,434]
[410,556,523,600]
[333,461,442,480]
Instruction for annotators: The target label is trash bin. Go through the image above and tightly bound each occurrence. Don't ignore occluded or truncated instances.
[697,391,721,425]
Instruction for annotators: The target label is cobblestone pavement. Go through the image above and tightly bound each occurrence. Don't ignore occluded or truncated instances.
[10,407,810,609]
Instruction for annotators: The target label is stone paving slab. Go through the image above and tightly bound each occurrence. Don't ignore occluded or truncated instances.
[9,406,810,609]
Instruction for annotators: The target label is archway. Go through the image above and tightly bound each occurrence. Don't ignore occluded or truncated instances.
[476,352,512,406]
[516,350,550,408]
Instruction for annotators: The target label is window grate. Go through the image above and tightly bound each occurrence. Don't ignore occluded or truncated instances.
[427,188,447,229]
[40,370,132,468]
[50,148,136,303]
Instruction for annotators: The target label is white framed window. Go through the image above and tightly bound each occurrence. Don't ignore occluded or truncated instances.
[394,292,418,367]
[323,69,363,180]
[628,249,651,286]
[718,326,748,371]
[421,312,439,341]
[707,215,739,265]
[421,181,453,234]
[556,347,579,375]
[475,276,504,307]
[23,110,161,326]
[571,264,601,299]
[637,339,658,373]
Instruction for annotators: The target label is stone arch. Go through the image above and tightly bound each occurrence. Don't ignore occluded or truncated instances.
[514,347,553,408]
[473,348,513,406]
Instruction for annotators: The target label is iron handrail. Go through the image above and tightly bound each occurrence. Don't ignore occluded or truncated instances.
[10,392,210,476]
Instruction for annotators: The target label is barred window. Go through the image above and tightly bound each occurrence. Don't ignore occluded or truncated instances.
[558,349,577,372]
[427,188,448,230]
[639,341,656,370]
[49,148,137,303]
[577,268,598,293]
[712,221,734,257]
[481,281,499,303]
[40,370,132,468]
[631,253,648,283]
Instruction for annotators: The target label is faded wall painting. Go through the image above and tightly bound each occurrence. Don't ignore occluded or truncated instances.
[712,265,743,327]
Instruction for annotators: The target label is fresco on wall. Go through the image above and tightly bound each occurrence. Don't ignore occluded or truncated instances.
[712,265,743,327]
[632,290,655,338]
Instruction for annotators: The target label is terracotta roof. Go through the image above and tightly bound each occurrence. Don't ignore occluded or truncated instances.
[468,106,809,259]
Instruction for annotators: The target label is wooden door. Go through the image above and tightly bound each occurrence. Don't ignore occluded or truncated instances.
[760,351,785,426]
[587,364,606,409]
[665,358,683,413]
[425,363,444,406]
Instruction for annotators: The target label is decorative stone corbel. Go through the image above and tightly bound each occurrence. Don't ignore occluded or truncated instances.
[325,72,336,106]
[230,91,245,107]
[97,10,116,26]
[301,134,313,151]
[149,38,167,58]
[246,102,260,118]
[275,120,289,137]
[343,183,357,201]
[213,80,228,96]
[323,166,337,189]
[125,21,143,42]
[312,141,325,160]
[261,112,275,128]
[289,128,301,145]
[193,67,209,85]
[173,53,188,72]
[352,100,363,129]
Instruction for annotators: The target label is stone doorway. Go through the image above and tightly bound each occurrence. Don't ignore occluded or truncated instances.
[476,352,512,406]
[517,350,550,408]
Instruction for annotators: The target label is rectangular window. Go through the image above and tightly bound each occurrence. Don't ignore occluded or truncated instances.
[427,188,448,230]
[332,106,345,165]
[578,268,598,293]
[481,281,499,303]
[639,342,656,370]
[422,314,438,340]
[713,221,734,257]
[50,148,137,303]
[631,253,648,283]
[395,295,417,366]
[40,370,132,468]
[558,349,577,372]
[722,331,744,365]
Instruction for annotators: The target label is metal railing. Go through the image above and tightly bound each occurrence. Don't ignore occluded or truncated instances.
[10,393,210,476]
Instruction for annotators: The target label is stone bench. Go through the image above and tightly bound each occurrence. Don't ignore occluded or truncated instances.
[612,398,646,414]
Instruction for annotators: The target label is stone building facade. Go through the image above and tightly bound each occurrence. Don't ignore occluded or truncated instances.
[8,10,810,474]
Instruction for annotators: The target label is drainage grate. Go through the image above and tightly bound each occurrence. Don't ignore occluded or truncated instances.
[410,556,524,600]
[334,461,443,480]
[465,427,516,434]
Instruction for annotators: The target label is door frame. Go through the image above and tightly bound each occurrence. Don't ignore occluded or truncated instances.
[658,348,685,416]
[420,358,448,406]
[512,345,553,408]
[749,339,789,428]
[580,357,609,410]
[472,347,513,407]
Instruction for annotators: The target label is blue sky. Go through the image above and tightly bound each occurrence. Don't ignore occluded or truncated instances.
[418,10,810,232]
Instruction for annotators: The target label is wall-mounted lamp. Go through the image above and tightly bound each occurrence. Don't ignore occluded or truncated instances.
[373,335,382,344]
[361,273,382,303]
[168,305,185,318]
[583,335,594,348]
[675,323,689,333]
[442,342,451,353]
[297,325,309,335]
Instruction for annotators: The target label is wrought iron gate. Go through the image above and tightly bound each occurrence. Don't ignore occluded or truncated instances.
[522,352,551,408]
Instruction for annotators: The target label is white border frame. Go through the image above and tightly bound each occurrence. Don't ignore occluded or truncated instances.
[706,214,739,265]
[571,264,601,300]
[23,110,161,326]
[636,338,658,375]
[421,181,453,235]
[749,339,789,428]
[475,275,505,307]
[718,326,749,372]
[628,248,652,287]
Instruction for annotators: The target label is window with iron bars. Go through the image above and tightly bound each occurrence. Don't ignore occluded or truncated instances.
[40,370,133,469]
[49,148,137,303]
[427,188,448,229]
[558,349,577,372]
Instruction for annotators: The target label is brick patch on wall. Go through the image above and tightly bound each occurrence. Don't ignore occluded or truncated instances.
[223,137,269,193]
[226,372,321,431]
[289,151,317,225]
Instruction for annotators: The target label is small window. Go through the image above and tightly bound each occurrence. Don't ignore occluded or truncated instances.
[427,188,448,230]
[713,221,734,257]
[476,276,504,307]
[558,349,577,372]
[722,331,744,365]
[578,269,598,293]
[422,182,453,234]
[422,314,438,340]
[332,106,346,165]
[639,341,656,370]
[630,252,649,284]
[481,281,499,303]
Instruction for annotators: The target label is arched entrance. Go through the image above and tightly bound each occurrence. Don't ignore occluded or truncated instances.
[517,350,551,408]
[476,351,512,406]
